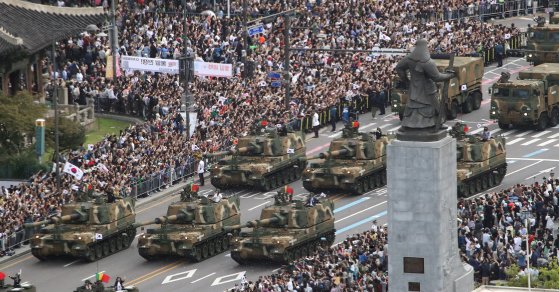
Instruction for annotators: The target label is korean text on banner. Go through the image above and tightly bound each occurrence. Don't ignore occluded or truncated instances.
[193,61,232,78]
[120,56,180,74]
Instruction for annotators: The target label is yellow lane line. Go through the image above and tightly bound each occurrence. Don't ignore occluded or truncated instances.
[127,260,185,286]
[136,194,178,214]
[0,255,33,270]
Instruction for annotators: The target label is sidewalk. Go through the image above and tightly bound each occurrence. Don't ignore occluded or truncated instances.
[0,177,196,266]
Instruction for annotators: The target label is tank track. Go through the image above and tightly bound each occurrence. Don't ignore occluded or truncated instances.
[188,232,233,262]
[303,169,387,195]
[259,161,304,191]
[458,164,507,198]
[83,227,136,262]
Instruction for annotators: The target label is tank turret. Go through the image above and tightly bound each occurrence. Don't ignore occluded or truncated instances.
[229,192,335,264]
[208,121,306,191]
[136,194,241,262]
[26,197,137,262]
[303,123,393,195]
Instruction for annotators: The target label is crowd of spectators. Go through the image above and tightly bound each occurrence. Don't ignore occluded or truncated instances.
[0,0,526,253]
[227,178,559,291]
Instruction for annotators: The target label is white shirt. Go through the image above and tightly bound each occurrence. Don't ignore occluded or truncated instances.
[312,112,320,127]
[197,160,205,174]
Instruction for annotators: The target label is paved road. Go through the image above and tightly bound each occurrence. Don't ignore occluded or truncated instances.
[6,57,559,290]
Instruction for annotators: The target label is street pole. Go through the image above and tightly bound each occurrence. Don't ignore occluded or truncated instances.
[525,213,531,292]
[243,0,248,57]
[182,0,190,139]
[227,0,230,18]
[283,13,291,110]
[110,0,118,82]
[52,42,61,190]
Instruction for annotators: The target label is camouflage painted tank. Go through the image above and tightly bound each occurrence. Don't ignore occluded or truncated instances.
[206,122,306,191]
[227,191,335,264]
[25,194,136,262]
[302,123,393,195]
[391,56,484,120]
[450,123,507,197]
[135,186,240,261]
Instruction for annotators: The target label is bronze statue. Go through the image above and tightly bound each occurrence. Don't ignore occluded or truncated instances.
[395,39,455,140]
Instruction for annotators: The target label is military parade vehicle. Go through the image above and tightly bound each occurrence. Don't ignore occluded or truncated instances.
[302,122,393,195]
[135,184,241,261]
[227,191,335,264]
[489,64,559,130]
[24,193,137,262]
[391,56,484,120]
[450,123,508,197]
[525,16,559,65]
[74,281,139,292]
[0,273,35,292]
[206,122,306,191]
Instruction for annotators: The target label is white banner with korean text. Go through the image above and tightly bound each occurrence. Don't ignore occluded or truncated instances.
[193,61,233,78]
[120,56,179,74]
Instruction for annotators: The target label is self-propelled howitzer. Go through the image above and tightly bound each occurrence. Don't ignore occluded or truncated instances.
[207,125,306,191]
[302,124,393,194]
[136,194,240,262]
[229,193,335,264]
[25,196,136,262]
[450,123,508,197]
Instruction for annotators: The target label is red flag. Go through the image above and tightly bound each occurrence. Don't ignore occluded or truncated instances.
[285,185,294,195]
[261,120,268,127]
[352,121,359,128]
[0,272,5,281]
[463,125,469,133]
[191,184,199,192]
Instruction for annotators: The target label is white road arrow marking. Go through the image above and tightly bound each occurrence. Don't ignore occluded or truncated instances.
[211,271,246,286]
[190,272,216,284]
[161,269,197,284]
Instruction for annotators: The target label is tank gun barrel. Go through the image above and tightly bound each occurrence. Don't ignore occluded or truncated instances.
[205,149,236,157]
[237,144,262,154]
[224,215,285,231]
[316,148,354,159]
[24,213,82,228]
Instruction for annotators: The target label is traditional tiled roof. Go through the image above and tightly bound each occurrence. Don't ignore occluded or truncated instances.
[0,0,106,55]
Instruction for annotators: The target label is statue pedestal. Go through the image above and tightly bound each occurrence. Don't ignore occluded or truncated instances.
[387,136,473,292]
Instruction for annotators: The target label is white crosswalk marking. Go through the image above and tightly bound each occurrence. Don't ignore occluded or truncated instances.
[537,139,558,146]
[387,126,401,132]
[379,124,392,129]
[521,139,541,146]
[501,130,517,136]
[490,129,502,135]
[507,138,525,145]
[516,131,534,137]
[532,131,551,138]
[469,128,484,134]
[549,132,559,138]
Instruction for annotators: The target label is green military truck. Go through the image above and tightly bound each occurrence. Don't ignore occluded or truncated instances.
[490,63,559,130]
[391,56,484,120]
[525,18,559,65]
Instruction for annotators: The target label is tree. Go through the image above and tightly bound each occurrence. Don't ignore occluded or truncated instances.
[505,261,559,289]
[45,117,86,150]
[0,92,46,157]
